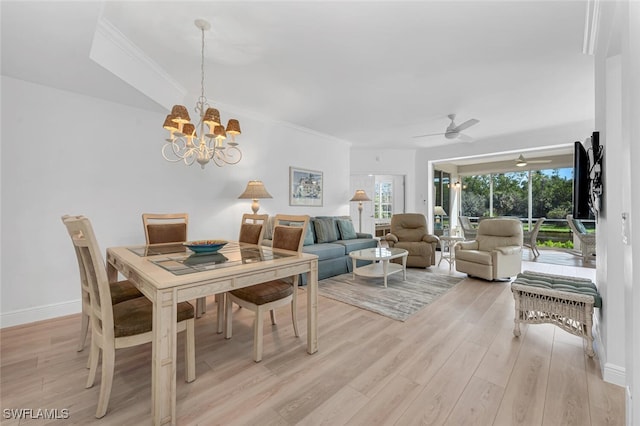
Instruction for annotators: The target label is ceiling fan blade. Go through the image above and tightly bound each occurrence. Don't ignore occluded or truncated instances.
[453,118,479,132]
[529,159,552,164]
[412,132,446,138]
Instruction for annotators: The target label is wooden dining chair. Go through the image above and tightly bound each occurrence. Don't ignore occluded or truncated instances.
[61,215,143,353]
[141,212,207,317]
[62,215,196,418]
[225,214,309,362]
[239,213,269,245]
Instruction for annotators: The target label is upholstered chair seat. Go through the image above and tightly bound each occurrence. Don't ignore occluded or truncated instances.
[226,214,309,362]
[113,297,195,338]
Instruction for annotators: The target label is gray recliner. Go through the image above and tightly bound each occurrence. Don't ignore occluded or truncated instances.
[455,218,523,281]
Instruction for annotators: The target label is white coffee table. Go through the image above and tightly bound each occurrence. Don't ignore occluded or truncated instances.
[438,235,465,271]
[349,247,408,288]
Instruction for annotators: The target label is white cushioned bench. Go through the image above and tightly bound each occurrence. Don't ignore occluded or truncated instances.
[511,270,601,357]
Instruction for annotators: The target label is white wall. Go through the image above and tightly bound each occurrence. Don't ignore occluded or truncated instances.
[0,76,351,327]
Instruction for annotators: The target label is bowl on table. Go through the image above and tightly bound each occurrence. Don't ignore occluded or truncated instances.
[183,240,228,253]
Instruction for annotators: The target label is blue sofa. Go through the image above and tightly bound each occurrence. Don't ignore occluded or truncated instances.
[262,215,378,284]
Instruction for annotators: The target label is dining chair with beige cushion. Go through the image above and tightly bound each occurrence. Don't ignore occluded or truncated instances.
[141,212,208,318]
[225,214,309,362]
[61,215,143,353]
[62,215,196,418]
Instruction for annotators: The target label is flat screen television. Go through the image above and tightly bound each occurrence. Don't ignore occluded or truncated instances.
[572,140,592,219]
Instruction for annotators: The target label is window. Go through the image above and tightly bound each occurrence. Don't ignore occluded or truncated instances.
[433,170,451,229]
[374,181,393,219]
[460,167,573,222]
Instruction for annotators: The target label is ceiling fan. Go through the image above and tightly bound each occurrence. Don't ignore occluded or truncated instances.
[515,154,552,167]
[413,114,480,142]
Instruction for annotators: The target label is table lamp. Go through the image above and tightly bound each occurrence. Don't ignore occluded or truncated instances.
[350,189,371,233]
[434,206,447,229]
[238,180,273,214]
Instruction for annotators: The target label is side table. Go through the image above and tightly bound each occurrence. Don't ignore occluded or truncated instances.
[438,235,465,271]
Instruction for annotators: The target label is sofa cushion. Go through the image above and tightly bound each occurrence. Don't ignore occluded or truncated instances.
[302,243,346,261]
[335,238,378,253]
[314,218,339,243]
[336,218,357,240]
[514,272,601,308]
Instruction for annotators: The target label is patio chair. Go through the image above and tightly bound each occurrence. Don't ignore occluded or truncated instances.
[458,216,477,240]
[523,217,545,257]
[567,215,596,262]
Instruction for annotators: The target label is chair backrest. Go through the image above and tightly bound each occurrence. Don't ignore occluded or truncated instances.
[476,218,523,251]
[62,215,115,342]
[142,213,189,244]
[390,213,427,242]
[239,213,269,245]
[61,214,91,309]
[458,216,477,239]
[272,214,310,252]
[524,217,545,238]
[566,215,588,236]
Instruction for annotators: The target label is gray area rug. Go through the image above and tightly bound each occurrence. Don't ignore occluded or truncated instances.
[318,269,463,322]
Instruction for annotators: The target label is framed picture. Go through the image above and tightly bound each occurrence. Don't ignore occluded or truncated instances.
[289,167,323,207]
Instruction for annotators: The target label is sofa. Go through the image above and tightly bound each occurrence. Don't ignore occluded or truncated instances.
[262,215,378,284]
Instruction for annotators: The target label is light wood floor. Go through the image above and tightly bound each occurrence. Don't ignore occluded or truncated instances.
[1,252,623,425]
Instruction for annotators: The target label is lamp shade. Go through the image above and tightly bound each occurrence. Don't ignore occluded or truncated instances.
[350,190,371,202]
[434,206,447,216]
[238,180,273,200]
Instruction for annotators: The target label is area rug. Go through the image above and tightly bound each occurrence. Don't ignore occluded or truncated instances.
[318,269,463,321]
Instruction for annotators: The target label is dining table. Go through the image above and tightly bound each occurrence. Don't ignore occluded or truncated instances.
[106,241,319,425]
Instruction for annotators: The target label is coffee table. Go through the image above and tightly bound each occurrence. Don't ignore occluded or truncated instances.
[349,247,408,287]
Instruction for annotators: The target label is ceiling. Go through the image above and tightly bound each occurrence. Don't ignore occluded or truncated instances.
[1,1,593,166]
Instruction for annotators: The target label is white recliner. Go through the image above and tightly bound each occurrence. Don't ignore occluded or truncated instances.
[454,218,523,281]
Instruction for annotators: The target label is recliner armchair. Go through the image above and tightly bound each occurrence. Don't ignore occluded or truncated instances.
[455,218,523,280]
[384,213,439,268]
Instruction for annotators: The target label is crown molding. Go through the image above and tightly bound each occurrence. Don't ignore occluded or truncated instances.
[582,0,601,55]
[90,17,187,110]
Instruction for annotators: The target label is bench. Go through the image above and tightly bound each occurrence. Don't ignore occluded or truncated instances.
[510,270,601,357]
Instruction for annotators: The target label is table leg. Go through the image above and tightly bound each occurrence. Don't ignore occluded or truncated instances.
[307,259,318,354]
[152,289,178,425]
[382,260,388,288]
[402,254,407,280]
[351,257,356,280]
[106,260,118,283]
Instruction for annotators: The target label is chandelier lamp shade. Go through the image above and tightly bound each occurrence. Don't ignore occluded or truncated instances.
[350,189,371,233]
[161,19,242,169]
[238,180,273,214]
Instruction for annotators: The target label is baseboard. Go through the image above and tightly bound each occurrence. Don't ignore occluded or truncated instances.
[603,362,626,387]
[0,299,81,329]
[593,317,626,386]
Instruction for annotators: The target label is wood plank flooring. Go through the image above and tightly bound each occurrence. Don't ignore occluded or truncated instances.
[0,251,624,425]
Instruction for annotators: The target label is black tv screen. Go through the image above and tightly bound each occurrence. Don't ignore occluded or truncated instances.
[572,140,591,219]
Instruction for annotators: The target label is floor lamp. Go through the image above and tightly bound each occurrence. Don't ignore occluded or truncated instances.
[350,190,371,233]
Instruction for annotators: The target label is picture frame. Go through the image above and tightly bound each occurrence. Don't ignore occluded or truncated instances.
[289,167,323,207]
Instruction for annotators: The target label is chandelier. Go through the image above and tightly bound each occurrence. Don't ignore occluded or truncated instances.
[161,19,242,169]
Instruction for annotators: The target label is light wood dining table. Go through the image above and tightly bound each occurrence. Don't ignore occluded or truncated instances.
[106,242,319,425]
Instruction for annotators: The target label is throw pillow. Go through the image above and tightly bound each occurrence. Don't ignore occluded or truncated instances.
[337,218,357,240]
[290,221,315,246]
[313,218,339,243]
